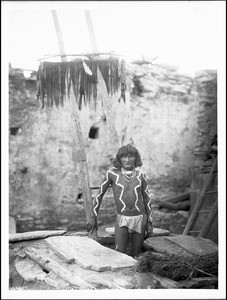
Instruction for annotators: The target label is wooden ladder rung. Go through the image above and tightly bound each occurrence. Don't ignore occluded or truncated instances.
[205,190,218,194]
[188,230,200,233]
[197,210,211,213]
[183,157,217,235]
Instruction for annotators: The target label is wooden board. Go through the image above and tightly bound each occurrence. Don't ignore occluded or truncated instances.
[178,277,218,289]
[9,230,66,243]
[45,236,136,272]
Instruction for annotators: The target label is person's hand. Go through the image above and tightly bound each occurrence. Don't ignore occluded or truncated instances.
[86,216,98,233]
[146,221,153,238]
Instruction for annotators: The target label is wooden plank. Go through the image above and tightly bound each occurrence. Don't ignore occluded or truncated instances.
[156,200,190,210]
[161,192,190,203]
[9,230,66,243]
[45,236,136,272]
[179,277,218,289]
[25,245,94,289]
[199,200,218,238]
[183,157,217,235]
[151,273,183,289]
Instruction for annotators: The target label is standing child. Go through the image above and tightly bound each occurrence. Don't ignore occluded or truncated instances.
[86,144,153,258]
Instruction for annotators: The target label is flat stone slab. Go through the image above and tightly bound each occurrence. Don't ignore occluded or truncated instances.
[9,230,66,243]
[15,258,70,289]
[144,234,218,257]
[144,236,193,257]
[165,235,218,256]
[45,236,137,272]
[105,227,169,236]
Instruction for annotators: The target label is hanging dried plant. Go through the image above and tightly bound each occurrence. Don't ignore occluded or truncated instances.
[37,58,126,110]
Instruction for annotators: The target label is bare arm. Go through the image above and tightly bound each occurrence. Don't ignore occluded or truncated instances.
[93,170,112,217]
[141,173,153,236]
[86,170,112,233]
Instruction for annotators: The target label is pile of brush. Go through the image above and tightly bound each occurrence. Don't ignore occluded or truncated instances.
[136,251,218,281]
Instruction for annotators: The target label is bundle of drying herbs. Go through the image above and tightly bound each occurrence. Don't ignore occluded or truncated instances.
[37,58,126,110]
[136,251,218,281]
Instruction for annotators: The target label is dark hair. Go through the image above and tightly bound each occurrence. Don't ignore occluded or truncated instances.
[112,144,142,169]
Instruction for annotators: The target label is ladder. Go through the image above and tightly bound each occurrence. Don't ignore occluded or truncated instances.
[183,156,218,237]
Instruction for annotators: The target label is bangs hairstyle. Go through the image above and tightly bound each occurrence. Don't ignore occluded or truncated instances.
[112,144,142,169]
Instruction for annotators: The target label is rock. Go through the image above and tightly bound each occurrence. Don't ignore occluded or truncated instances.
[45,236,137,272]
[165,235,218,256]
[9,216,16,234]
[143,234,218,257]
[9,230,67,243]
[105,227,170,237]
[25,245,94,289]
[15,258,46,282]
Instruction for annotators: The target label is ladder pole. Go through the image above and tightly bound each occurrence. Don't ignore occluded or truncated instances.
[84,10,98,53]
[97,68,119,153]
[51,10,98,241]
[51,11,67,62]
[199,200,218,238]
[84,10,119,153]
[183,157,217,235]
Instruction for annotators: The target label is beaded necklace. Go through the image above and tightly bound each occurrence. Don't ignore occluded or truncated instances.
[121,167,136,182]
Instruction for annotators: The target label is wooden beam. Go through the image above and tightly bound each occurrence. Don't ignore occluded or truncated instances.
[84,10,98,53]
[51,10,98,241]
[69,90,98,241]
[84,10,119,153]
[199,200,218,238]
[97,68,119,153]
[156,200,190,211]
[51,11,67,62]
[161,192,190,204]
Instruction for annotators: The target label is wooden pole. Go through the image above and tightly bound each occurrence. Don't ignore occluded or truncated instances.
[84,10,98,53]
[52,10,98,241]
[183,157,217,235]
[51,11,67,62]
[199,200,218,238]
[84,10,119,154]
[97,68,119,153]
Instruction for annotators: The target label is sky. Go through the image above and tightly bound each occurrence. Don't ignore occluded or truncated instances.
[3,1,226,75]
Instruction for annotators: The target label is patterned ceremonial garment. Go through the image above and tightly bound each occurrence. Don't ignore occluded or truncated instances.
[93,168,152,220]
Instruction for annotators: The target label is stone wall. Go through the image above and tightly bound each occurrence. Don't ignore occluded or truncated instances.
[189,71,218,243]
[8,63,217,233]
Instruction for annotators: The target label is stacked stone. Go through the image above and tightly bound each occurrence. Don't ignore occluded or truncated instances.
[189,70,217,243]
[193,70,217,169]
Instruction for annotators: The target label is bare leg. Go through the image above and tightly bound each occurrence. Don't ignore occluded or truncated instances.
[131,215,147,257]
[115,222,129,254]
[131,230,145,258]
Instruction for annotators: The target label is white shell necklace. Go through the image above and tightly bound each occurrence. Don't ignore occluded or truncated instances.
[121,167,136,182]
